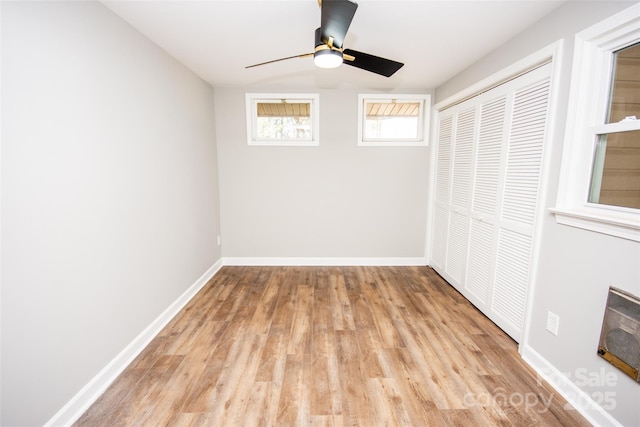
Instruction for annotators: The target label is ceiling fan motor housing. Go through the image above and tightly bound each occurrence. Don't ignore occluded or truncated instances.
[314,27,325,49]
[313,27,343,68]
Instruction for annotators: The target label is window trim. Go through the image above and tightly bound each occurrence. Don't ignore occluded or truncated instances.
[551,4,640,242]
[357,93,430,147]
[245,93,320,146]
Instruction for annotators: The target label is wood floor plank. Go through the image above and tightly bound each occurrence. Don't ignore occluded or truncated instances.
[335,329,374,426]
[218,333,269,427]
[345,283,377,330]
[329,273,356,331]
[355,327,387,378]
[271,268,297,332]
[74,266,591,427]
[246,270,280,335]
[276,354,305,426]
[308,414,344,427]
[179,305,255,413]
[366,378,400,425]
[118,354,185,426]
[382,347,447,426]
[310,353,333,416]
[359,279,406,349]
[397,304,471,410]
[310,328,343,417]
[312,273,332,332]
[243,382,270,427]
[254,323,286,382]
[287,284,313,355]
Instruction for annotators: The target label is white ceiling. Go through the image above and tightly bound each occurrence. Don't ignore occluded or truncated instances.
[103,0,564,90]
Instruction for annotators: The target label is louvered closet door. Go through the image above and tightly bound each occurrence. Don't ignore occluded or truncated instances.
[445,107,476,284]
[465,96,508,306]
[431,63,552,342]
[492,76,551,339]
[431,116,453,271]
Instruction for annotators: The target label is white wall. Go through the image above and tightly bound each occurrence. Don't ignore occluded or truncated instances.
[1,2,220,425]
[436,2,640,425]
[215,87,432,262]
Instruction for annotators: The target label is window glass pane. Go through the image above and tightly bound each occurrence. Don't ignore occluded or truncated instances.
[589,130,640,209]
[365,116,419,139]
[255,101,312,140]
[257,102,310,118]
[607,42,640,123]
[364,101,421,140]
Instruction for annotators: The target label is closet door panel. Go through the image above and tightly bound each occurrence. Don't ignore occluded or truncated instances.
[431,206,449,270]
[435,116,453,206]
[432,115,453,272]
[465,218,493,304]
[464,95,507,305]
[450,108,476,210]
[445,107,476,286]
[445,210,469,284]
[492,76,551,340]
[501,79,551,230]
[492,229,533,340]
[472,96,507,219]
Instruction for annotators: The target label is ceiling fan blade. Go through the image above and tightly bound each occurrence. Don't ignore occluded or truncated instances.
[245,53,313,69]
[342,49,404,77]
[320,0,358,49]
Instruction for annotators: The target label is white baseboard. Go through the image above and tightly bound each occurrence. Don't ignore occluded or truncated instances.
[43,257,428,426]
[44,259,223,427]
[48,259,621,427]
[221,257,428,266]
[520,344,622,427]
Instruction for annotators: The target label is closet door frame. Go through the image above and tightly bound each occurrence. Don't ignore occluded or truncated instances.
[426,41,564,349]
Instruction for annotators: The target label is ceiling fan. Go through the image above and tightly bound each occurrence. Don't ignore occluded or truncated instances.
[245,0,404,77]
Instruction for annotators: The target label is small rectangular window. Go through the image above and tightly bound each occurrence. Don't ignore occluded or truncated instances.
[358,94,430,146]
[246,93,319,146]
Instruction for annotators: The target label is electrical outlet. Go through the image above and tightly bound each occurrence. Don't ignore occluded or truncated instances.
[217,235,221,246]
[546,311,560,336]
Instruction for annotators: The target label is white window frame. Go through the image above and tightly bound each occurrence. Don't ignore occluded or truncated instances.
[245,93,319,146]
[551,4,640,242]
[357,94,430,146]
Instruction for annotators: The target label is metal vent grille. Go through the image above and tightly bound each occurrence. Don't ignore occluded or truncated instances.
[598,287,640,383]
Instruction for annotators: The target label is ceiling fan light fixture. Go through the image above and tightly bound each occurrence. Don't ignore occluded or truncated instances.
[313,48,343,68]
[245,1,404,77]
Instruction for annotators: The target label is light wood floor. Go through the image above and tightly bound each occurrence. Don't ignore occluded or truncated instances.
[75,266,590,426]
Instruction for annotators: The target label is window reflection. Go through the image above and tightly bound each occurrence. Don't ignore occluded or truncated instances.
[607,42,640,124]
[590,131,640,209]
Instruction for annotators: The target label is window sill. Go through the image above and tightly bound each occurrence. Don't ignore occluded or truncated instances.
[248,140,319,147]
[357,140,427,147]
[549,207,640,242]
